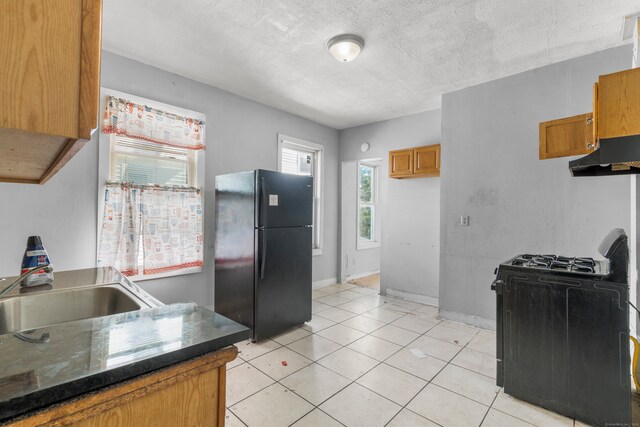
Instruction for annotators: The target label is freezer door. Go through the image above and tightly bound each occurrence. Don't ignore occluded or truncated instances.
[254,226,312,341]
[256,170,313,228]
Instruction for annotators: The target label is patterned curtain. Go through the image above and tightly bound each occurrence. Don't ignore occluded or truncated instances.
[97,185,142,276]
[141,187,204,275]
[102,96,206,150]
[98,184,204,277]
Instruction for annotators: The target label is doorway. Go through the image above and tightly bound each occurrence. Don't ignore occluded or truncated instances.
[348,273,380,289]
[340,159,382,289]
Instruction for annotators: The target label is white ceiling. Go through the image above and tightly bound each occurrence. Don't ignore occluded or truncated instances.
[102,0,639,130]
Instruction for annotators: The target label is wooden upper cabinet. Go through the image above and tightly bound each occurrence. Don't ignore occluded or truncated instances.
[539,113,594,160]
[0,0,102,184]
[389,144,440,178]
[389,149,414,178]
[414,144,440,177]
[597,67,640,140]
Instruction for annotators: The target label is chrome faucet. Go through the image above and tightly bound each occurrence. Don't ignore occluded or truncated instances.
[0,264,53,297]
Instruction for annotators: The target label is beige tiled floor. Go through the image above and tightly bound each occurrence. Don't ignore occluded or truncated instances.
[225,282,582,427]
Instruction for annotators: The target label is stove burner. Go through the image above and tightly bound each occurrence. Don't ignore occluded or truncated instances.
[511,254,596,273]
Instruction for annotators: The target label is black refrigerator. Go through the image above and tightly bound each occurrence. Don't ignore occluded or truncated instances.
[214,169,313,342]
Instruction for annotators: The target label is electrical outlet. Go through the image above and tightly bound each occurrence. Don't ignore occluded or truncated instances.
[460,215,469,226]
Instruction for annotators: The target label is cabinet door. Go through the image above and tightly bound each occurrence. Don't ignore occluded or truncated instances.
[389,149,413,178]
[598,67,640,139]
[0,0,102,184]
[539,113,594,159]
[414,144,440,177]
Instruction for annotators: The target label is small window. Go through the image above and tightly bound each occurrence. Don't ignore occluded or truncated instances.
[97,92,205,282]
[278,134,323,255]
[358,160,381,249]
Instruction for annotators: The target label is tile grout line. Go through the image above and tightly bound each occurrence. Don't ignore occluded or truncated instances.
[478,365,502,426]
[226,407,249,427]
[230,284,498,426]
[239,318,414,423]
[228,285,386,424]
[384,327,482,426]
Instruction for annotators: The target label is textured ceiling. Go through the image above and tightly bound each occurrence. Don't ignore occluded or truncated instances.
[102,0,639,129]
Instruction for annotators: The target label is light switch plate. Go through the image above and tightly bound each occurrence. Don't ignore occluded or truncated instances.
[460,215,469,226]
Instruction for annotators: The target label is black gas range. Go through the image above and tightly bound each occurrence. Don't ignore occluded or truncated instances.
[492,229,630,427]
[509,254,604,274]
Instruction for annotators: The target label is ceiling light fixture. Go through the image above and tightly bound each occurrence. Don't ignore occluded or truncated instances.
[326,34,365,63]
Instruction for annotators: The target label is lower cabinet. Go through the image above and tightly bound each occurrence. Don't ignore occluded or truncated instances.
[8,346,238,427]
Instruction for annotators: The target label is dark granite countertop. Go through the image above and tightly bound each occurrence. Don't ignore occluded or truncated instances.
[0,302,250,422]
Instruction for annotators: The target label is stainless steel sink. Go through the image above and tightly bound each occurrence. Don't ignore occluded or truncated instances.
[0,285,147,335]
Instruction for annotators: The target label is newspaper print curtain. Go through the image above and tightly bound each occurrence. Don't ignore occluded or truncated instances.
[98,184,204,277]
[97,185,142,276]
[102,96,206,150]
[141,187,204,275]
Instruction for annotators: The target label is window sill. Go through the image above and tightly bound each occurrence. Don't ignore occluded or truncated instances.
[125,266,202,282]
[313,248,323,257]
[357,241,381,251]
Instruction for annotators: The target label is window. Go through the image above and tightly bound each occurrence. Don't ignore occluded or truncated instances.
[106,135,201,279]
[97,91,206,281]
[277,134,323,255]
[357,160,380,249]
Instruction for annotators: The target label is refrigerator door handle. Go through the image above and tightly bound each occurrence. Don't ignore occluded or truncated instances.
[261,177,267,227]
[260,229,267,279]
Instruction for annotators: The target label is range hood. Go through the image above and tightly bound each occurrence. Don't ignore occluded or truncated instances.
[570,135,640,176]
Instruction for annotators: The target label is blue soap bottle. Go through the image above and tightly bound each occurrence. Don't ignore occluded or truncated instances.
[21,235,54,287]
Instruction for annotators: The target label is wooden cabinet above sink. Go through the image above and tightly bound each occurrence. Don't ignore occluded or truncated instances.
[0,0,102,184]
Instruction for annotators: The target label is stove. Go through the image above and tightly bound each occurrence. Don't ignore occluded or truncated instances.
[510,254,598,273]
[492,229,630,427]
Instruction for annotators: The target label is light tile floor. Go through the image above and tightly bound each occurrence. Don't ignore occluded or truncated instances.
[225,283,587,427]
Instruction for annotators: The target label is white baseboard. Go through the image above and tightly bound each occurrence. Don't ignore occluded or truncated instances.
[346,270,380,281]
[384,288,439,307]
[438,309,496,331]
[312,277,337,290]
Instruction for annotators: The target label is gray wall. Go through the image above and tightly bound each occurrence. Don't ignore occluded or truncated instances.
[440,45,633,328]
[0,143,99,276]
[0,51,340,307]
[340,110,442,303]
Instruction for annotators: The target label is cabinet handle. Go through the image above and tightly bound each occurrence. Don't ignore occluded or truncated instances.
[587,143,594,150]
[586,117,593,125]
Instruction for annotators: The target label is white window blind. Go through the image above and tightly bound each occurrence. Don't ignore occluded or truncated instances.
[110,135,197,187]
[281,147,313,176]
